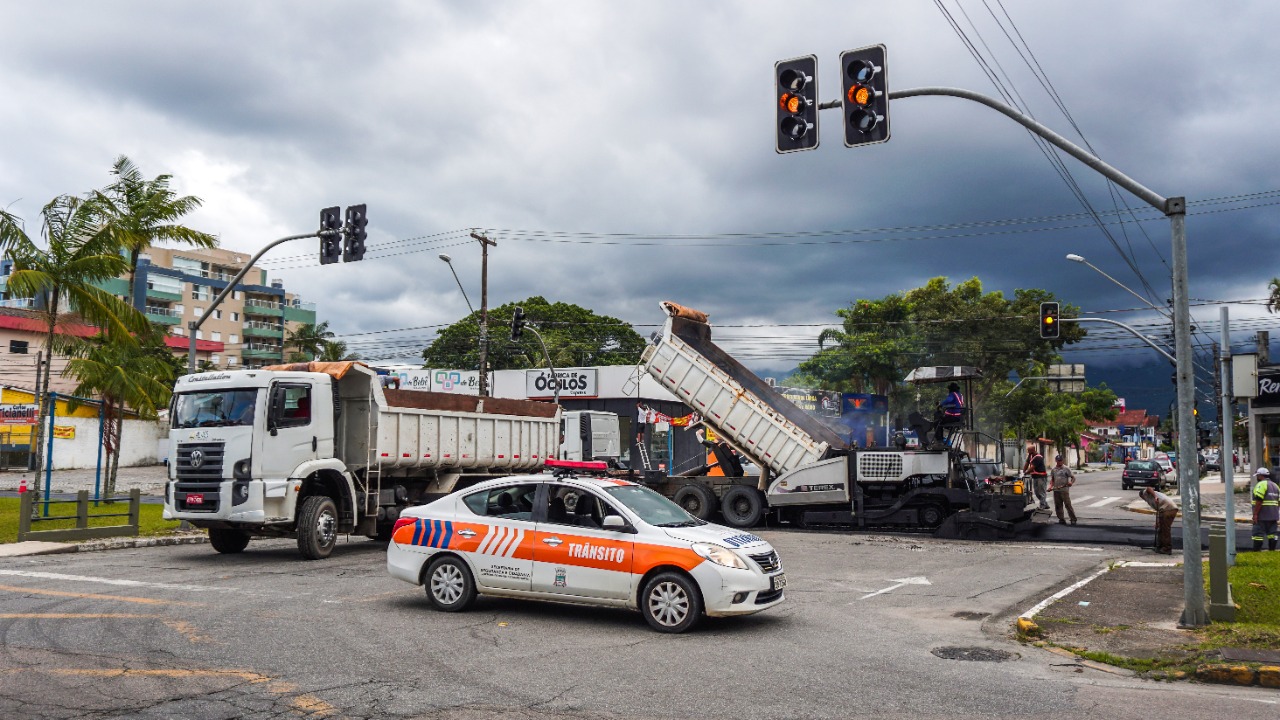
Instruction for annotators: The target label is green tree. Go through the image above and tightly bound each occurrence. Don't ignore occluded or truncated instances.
[422,297,646,370]
[798,277,1086,419]
[63,328,177,497]
[286,321,335,361]
[318,339,361,362]
[95,156,218,308]
[0,195,150,475]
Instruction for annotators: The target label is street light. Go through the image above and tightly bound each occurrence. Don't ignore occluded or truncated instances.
[438,254,475,314]
[1065,253,1168,317]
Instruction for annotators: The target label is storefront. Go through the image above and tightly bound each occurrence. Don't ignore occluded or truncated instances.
[1246,365,1280,473]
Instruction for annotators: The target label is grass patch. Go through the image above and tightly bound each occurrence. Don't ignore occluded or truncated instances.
[0,497,181,544]
[1199,551,1280,650]
[1072,648,1198,674]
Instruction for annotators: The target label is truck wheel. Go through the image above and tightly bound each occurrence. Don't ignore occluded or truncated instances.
[720,486,765,528]
[424,555,477,612]
[297,496,339,560]
[917,502,948,529]
[208,528,250,554]
[641,571,703,633]
[673,484,717,520]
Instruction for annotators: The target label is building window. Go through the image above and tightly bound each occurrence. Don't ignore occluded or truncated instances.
[228,356,238,366]
[174,304,185,315]
[214,309,222,320]
[9,340,28,354]
[212,354,220,364]
[193,307,203,317]
[233,291,241,301]
[211,331,221,342]
[196,330,203,340]
[231,312,239,322]
[172,326,184,336]
[229,334,238,344]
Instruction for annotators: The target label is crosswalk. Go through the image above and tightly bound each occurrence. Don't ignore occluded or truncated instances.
[1066,496,1123,508]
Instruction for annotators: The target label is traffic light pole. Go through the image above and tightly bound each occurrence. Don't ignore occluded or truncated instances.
[187,230,323,374]
[1219,307,1237,564]
[470,232,497,397]
[864,86,1207,626]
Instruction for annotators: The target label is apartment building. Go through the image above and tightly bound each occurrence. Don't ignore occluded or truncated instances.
[98,246,318,369]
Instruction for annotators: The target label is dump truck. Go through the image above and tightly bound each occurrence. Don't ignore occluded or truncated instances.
[639,302,1032,538]
[162,361,561,559]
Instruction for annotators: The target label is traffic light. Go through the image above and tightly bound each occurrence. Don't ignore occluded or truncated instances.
[343,204,367,262]
[839,44,889,147]
[775,55,819,153]
[1039,301,1060,339]
[319,206,342,265]
[510,306,526,342]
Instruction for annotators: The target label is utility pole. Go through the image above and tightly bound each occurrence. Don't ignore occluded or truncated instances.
[1219,307,1236,563]
[470,231,497,397]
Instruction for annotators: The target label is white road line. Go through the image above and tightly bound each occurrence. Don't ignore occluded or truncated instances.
[0,570,237,594]
[1073,496,1095,504]
[1086,497,1121,508]
[1019,567,1111,620]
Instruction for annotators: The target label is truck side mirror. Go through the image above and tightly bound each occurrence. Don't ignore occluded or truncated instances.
[267,387,281,436]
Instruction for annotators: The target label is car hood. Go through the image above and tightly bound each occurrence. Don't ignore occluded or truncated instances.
[662,523,771,551]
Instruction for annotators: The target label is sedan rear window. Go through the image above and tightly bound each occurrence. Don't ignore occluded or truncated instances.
[1126,461,1159,471]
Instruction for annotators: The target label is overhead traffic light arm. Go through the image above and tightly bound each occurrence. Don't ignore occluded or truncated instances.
[1059,317,1175,364]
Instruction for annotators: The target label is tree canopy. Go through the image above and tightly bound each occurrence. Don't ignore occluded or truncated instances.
[793,277,1087,410]
[422,297,646,370]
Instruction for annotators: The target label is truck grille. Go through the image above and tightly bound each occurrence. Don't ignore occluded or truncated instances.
[176,442,225,481]
[749,550,781,573]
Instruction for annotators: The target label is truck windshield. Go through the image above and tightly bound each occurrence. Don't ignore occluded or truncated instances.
[172,389,260,428]
[602,484,706,528]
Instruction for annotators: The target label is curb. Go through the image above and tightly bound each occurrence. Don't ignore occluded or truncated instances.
[1196,664,1280,688]
[73,534,208,553]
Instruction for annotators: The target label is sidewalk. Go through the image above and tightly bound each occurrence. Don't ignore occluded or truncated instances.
[1122,471,1254,522]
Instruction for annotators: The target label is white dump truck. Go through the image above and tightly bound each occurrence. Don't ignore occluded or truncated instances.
[640,302,1032,538]
[162,362,561,559]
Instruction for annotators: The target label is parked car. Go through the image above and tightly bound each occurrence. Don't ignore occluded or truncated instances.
[387,462,786,633]
[1122,460,1167,490]
[1204,451,1221,472]
[1154,452,1175,475]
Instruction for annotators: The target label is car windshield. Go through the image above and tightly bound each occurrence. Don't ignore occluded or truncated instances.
[172,389,260,428]
[602,484,706,528]
[1127,461,1159,471]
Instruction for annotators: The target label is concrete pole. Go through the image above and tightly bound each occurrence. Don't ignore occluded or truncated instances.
[1220,306,1236,564]
[470,232,497,397]
[1170,202,1208,627]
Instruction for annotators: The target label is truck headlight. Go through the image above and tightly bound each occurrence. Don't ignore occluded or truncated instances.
[233,458,252,480]
[691,543,749,570]
[232,481,251,506]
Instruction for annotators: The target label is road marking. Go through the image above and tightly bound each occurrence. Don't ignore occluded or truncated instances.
[1027,545,1104,552]
[1019,567,1110,620]
[0,584,199,606]
[1086,497,1121,508]
[857,576,930,601]
[1073,496,1095,504]
[0,569,236,593]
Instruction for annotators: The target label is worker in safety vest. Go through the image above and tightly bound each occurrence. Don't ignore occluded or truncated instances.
[1139,487,1179,555]
[1023,447,1049,511]
[1252,467,1279,551]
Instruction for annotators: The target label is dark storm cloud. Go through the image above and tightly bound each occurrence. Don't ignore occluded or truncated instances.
[1,0,1278,378]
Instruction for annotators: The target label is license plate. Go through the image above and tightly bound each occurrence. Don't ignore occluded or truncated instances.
[187,493,204,505]
[771,573,787,592]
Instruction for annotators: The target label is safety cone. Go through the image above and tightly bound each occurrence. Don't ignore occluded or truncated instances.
[17,477,27,494]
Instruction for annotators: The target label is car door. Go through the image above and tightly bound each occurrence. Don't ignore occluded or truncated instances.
[258,381,319,481]
[532,483,634,600]
[458,483,538,592]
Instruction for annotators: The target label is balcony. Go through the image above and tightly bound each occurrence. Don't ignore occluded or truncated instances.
[243,321,283,339]
[0,297,35,309]
[242,343,283,360]
[144,306,182,326]
[243,298,284,317]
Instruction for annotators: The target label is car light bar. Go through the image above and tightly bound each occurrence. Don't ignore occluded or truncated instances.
[544,459,609,471]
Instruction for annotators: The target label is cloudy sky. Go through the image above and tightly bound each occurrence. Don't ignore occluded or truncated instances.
[2,1,1278,405]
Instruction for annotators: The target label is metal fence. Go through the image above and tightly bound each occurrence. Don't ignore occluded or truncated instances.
[17,489,140,542]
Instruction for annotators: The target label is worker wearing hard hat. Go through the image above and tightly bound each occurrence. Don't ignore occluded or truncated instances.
[1252,467,1279,552]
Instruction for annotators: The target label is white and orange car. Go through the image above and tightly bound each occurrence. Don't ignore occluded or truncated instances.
[387,460,785,632]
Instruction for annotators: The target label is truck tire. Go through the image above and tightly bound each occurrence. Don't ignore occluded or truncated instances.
[208,528,251,554]
[640,571,703,633]
[720,486,765,528]
[424,555,477,612]
[297,496,339,560]
[673,484,718,521]
[916,501,948,529]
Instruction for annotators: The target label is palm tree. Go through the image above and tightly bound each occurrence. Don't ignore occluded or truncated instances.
[286,321,335,360]
[318,339,361,362]
[0,195,151,476]
[95,156,218,308]
[63,331,175,497]
[1268,277,1280,314]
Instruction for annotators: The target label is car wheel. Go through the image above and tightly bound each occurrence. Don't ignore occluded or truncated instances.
[1122,482,1130,491]
[641,571,703,633]
[673,484,717,521]
[424,555,477,612]
[720,486,765,528]
[208,528,251,554]
[297,496,339,560]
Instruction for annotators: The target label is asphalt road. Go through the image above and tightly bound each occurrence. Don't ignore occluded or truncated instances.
[0,531,1275,719]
